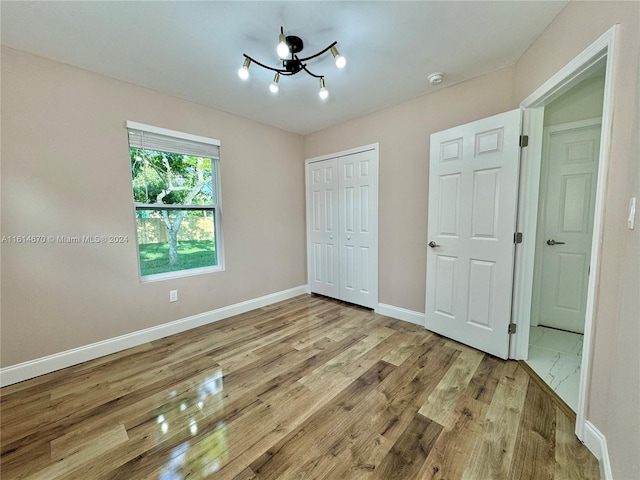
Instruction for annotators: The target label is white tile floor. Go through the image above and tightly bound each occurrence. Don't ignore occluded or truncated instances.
[527,326,583,411]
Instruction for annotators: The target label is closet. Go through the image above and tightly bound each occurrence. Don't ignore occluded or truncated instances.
[305,145,379,309]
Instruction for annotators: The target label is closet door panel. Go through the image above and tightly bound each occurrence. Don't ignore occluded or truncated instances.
[306,159,339,298]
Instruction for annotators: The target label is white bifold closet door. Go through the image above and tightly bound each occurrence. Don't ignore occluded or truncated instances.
[306,146,378,309]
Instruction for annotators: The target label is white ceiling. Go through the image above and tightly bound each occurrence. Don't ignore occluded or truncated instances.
[1,1,568,135]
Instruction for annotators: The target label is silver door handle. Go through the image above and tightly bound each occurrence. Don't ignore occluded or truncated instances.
[546,239,566,246]
[428,241,440,248]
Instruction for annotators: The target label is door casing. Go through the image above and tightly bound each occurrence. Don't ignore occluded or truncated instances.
[511,26,618,443]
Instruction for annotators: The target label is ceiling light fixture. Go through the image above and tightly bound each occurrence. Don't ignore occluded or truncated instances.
[239,26,345,99]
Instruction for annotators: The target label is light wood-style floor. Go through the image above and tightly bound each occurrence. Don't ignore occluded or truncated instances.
[1,294,599,479]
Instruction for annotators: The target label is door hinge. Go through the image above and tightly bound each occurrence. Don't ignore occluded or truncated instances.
[508,323,517,335]
[514,232,523,244]
[519,135,529,148]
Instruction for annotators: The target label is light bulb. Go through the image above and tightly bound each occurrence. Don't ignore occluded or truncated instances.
[277,30,289,58]
[238,58,251,80]
[277,40,289,58]
[269,72,280,93]
[331,46,346,69]
[318,78,328,100]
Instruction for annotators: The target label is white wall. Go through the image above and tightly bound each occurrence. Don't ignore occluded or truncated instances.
[543,73,605,126]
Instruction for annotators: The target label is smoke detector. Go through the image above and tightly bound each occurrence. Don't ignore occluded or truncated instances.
[428,72,444,85]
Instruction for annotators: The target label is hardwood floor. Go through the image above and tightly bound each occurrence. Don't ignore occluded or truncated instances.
[0,294,600,479]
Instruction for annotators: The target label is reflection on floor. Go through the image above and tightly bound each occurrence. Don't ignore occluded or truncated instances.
[527,326,583,411]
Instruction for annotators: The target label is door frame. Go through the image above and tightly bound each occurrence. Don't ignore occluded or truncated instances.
[304,143,380,309]
[510,25,618,443]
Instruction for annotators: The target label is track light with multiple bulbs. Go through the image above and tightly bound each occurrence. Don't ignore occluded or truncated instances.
[238,26,346,99]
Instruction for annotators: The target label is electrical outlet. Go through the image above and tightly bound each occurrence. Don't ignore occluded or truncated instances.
[169,290,178,302]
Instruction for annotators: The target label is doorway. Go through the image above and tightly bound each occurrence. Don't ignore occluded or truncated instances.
[527,67,605,411]
[511,26,617,442]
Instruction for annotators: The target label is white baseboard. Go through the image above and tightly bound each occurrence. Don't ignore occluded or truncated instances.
[583,420,612,480]
[0,285,308,387]
[377,303,425,326]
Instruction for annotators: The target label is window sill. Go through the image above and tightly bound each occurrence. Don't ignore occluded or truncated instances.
[140,265,224,283]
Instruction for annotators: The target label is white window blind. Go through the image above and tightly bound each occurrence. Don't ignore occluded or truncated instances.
[126,121,220,159]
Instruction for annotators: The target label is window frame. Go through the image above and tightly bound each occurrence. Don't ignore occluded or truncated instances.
[126,121,224,282]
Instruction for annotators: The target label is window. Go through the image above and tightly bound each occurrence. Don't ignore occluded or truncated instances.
[126,121,223,280]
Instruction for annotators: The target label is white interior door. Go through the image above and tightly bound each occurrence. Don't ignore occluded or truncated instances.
[307,158,339,299]
[533,120,601,333]
[425,110,521,359]
[339,150,378,308]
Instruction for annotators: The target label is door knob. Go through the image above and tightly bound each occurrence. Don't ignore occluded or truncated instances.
[546,239,566,246]
[428,241,440,248]
[347,236,351,241]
